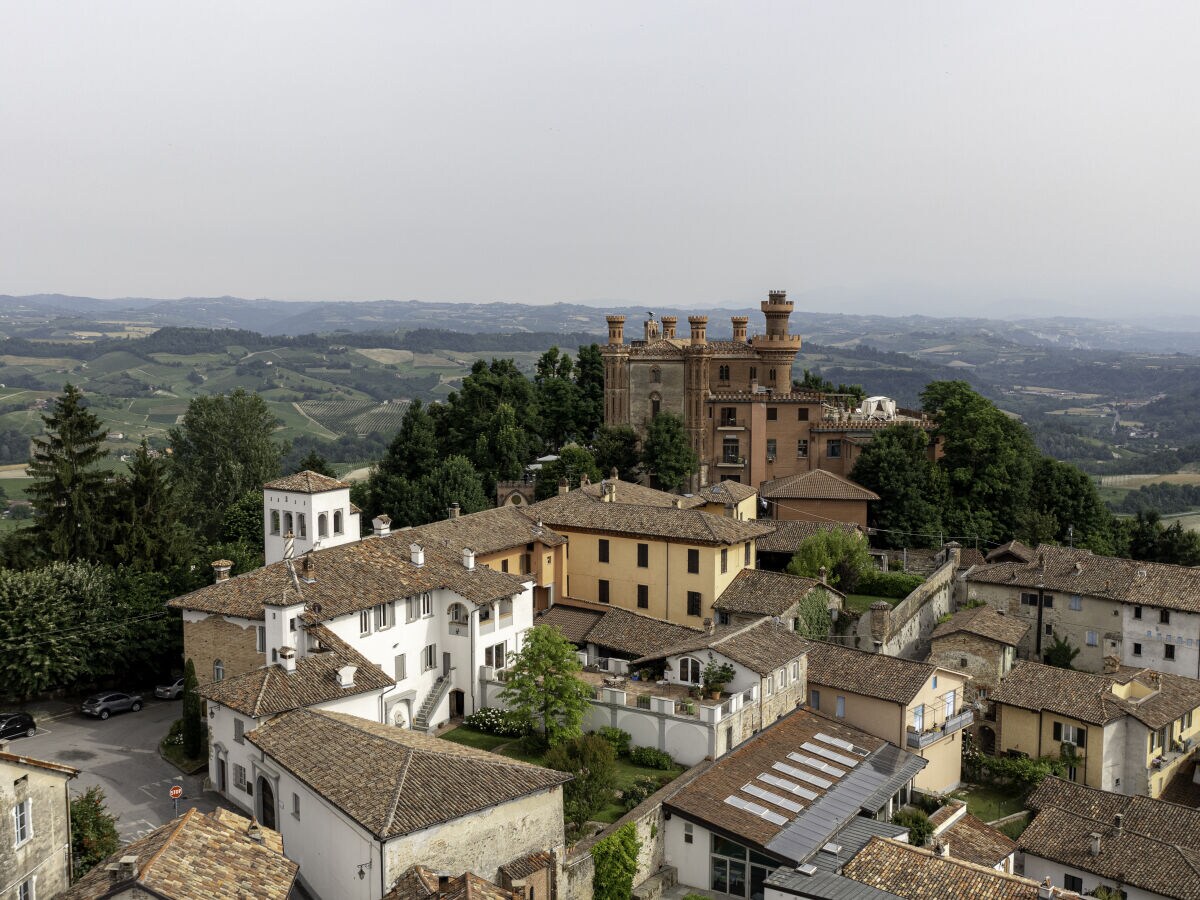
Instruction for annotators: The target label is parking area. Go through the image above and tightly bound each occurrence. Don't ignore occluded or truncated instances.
[8,697,225,843]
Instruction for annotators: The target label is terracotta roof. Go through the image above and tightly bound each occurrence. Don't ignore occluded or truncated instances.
[761,469,880,502]
[633,617,810,675]
[498,850,553,882]
[930,605,1030,647]
[528,492,773,546]
[805,641,941,705]
[408,506,566,556]
[384,866,517,900]
[966,544,1200,614]
[843,838,1076,900]
[755,520,863,554]
[0,751,79,778]
[941,811,1016,869]
[713,568,843,617]
[209,808,284,855]
[696,480,758,504]
[198,625,393,717]
[60,807,297,900]
[245,709,569,839]
[985,540,1035,563]
[1020,783,1200,900]
[990,660,1200,729]
[263,470,348,493]
[536,599,703,658]
[577,479,705,508]
[958,548,987,569]
[169,537,526,621]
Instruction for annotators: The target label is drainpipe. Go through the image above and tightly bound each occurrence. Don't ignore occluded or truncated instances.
[379,837,385,899]
[1035,587,1046,658]
[470,606,479,713]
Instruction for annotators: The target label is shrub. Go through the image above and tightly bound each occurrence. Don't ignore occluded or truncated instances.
[592,822,641,900]
[892,808,933,846]
[545,734,617,832]
[462,706,528,737]
[597,726,632,757]
[857,569,924,599]
[628,745,675,770]
[621,775,663,811]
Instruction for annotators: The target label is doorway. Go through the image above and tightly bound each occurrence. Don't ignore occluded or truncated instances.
[443,652,452,678]
[257,777,276,830]
[216,758,227,794]
[450,690,465,718]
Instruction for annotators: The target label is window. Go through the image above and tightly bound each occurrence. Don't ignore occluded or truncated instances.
[486,641,508,669]
[598,580,610,604]
[213,659,224,682]
[779,667,788,688]
[406,597,419,622]
[1086,631,1098,647]
[422,644,437,671]
[270,510,280,534]
[233,764,247,791]
[1070,596,1082,611]
[333,510,344,534]
[684,821,694,843]
[721,548,728,574]
[749,366,757,382]
[687,592,702,617]
[374,602,393,630]
[499,597,513,617]
[1133,605,1143,619]
[1042,595,1054,608]
[480,605,492,622]
[1133,642,1143,656]
[360,609,371,635]
[1064,874,1083,892]
[792,662,799,680]
[835,696,846,718]
[284,512,294,536]
[599,539,610,563]
[826,440,841,458]
[13,797,31,846]
[421,593,433,617]
[932,675,938,689]
[912,704,924,731]
[745,543,751,566]
[766,439,777,460]
[650,367,661,384]
[17,879,33,900]
[292,793,301,819]
[297,513,307,538]
[718,365,730,382]
[1185,710,1194,731]
[1067,766,1079,782]
[797,407,809,421]
[651,395,661,417]
[637,543,649,567]
[687,549,700,574]
[394,654,407,681]
[501,559,509,573]
[766,407,778,421]
[637,585,649,609]
[318,513,328,538]
[721,407,737,426]
[234,719,244,744]
[256,626,266,653]
[1021,592,1038,606]
[680,657,702,683]
[1053,722,1087,747]
[944,691,957,718]
[1161,609,1171,625]
[796,439,808,458]
[722,436,740,464]
[811,689,821,711]
[1166,644,1177,661]
[1045,624,1053,636]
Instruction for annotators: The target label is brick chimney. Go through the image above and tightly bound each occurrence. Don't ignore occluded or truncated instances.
[212,560,233,583]
[1089,832,1101,856]
[448,502,461,520]
[731,316,749,342]
[558,477,569,496]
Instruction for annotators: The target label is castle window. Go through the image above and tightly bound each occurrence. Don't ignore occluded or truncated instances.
[650,392,661,418]
[651,367,662,384]
[767,407,777,421]
[797,407,809,421]
[797,439,808,458]
[749,367,757,382]
[721,407,737,426]
[766,439,777,460]
[213,659,224,682]
[826,440,842,458]
[769,368,776,382]
[722,436,740,464]
[718,365,730,381]
[270,510,280,535]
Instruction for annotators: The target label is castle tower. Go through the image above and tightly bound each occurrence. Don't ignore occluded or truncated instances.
[661,315,677,339]
[761,289,793,339]
[684,316,711,488]
[601,315,631,426]
[751,289,803,381]
[731,316,749,343]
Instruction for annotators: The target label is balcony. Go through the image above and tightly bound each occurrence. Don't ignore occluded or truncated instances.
[717,419,745,430]
[717,456,746,469]
[906,709,974,749]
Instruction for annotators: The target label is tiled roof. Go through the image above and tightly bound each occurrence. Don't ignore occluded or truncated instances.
[60,808,297,900]
[804,642,939,705]
[498,849,553,881]
[408,506,566,555]
[941,811,1016,869]
[263,470,348,493]
[168,537,526,620]
[0,751,79,778]
[1020,784,1200,900]
[209,808,284,855]
[198,625,394,717]
[528,492,773,546]
[761,470,880,502]
[696,480,759,504]
[245,710,569,839]
[965,544,1200,613]
[985,540,1035,563]
[843,838,1074,900]
[990,660,1200,729]
[930,605,1030,647]
[577,479,705,508]
[713,568,843,617]
[536,599,703,658]
[755,520,863,554]
[633,617,810,675]
[384,866,517,900]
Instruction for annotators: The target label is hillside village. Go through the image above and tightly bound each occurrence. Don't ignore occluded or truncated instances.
[7,299,1200,900]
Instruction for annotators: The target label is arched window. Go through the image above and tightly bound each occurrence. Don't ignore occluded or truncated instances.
[213,659,225,682]
[651,366,662,384]
[297,514,307,538]
[650,392,661,418]
[333,510,344,535]
[719,365,730,381]
[679,657,702,684]
[318,513,328,538]
[283,512,294,536]
[769,368,777,383]
[448,603,469,625]
[270,510,280,535]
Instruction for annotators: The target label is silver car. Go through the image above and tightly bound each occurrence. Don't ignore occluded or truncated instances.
[155,677,185,700]
[81,692,143,719]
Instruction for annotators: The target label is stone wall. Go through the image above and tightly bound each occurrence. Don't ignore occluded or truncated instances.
[0,759,73,900]
[928,631,1007,699]
[856,547,960,659]
[182,613,262,687]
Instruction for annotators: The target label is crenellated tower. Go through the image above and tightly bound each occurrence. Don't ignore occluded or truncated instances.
[601,315,630,425]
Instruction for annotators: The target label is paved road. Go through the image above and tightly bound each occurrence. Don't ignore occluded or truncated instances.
[10,698,224,843]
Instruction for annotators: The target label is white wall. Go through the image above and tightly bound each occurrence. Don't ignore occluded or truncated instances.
[264,487,359,564]
[1121,605,1200,679]
[663,815,716,892]
[663,651,760,693]
[1022,854,1163,900]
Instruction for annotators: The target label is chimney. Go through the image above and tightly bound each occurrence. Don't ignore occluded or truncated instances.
[448,502,460,520]
[1038,878,1055,899]
[1089,832,1101,857]
[661,315,677,339]
[704,617,715,634]
[301,554,316,583]
[580,473,591,487]
[462,547,475,570]
[673,497,683,509]
[372,515,391,537]
[688,315,708,346]
[818,566,828,583]
[610,466,619,482]
[1114,813,1123,836]
[410,543,425,567]
[119,855,138,876]
[278,646,296,674]
[337,665,357,688]
[558,477,569,496]
[936,841,950,858]
[731,316,749,342]
[1103,655,1120,674]
[247,819,265,844]
[212,560,233,583]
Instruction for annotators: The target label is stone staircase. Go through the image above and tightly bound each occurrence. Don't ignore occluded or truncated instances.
[414,675,453,731]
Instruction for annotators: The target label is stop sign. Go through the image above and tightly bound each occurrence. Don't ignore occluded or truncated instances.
[169,785,183,799]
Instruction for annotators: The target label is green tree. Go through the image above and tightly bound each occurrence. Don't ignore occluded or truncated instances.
[439,359,541,457]
[415,455,491,524]
[27,384,111,562]
[545,733,617,832]
[592,822,641,900]
[793,588,833,640]
[181,658,203,758]
[220,489,265,547]
[535,444,603,501]
[535,347,581,449]
[1027,457,1115,555]
[295,449,337,478]
[110,441,191,573]
[574,343,606,439]
[787,529,873,592]
[849,424,945,549]
[500,624,592,748]
[794,369,866,406]
[640,412,697,492]
[377,400,439,479]
[591,425,641,481]
[473,403,528,491]
[1044,633,1081,670]
[892,808,933,846]
[70,786,121,880]
[169,389,284,541]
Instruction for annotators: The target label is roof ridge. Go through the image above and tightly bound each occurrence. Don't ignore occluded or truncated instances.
[252,667,275,717]
[140,806,197,879]
[710,617,774,647]
[384,748,414,835]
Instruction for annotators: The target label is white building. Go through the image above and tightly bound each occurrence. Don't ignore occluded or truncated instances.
[263,471,362,564]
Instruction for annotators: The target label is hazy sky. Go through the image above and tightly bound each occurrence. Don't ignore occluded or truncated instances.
[3,2,1200,317]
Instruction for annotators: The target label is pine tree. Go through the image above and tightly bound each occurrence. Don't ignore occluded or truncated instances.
[27,384,111,562]
[110,441,190,572]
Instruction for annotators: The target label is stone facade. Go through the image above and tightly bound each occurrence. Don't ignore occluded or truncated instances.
[929,630,1015,700]
[1,755,76,900]
[181,611,262,686]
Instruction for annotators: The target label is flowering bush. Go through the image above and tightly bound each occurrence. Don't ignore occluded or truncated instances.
[463,706,528,737]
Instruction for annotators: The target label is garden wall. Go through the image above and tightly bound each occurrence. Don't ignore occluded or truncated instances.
[856,545,961,659]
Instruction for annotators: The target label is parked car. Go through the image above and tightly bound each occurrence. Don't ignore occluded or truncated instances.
[155,677,185,700]
[81,692,143,719]
[0,712,36,739]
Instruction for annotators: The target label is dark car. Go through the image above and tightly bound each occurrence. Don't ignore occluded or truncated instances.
[0,712,36,739]
[81,692,143,720]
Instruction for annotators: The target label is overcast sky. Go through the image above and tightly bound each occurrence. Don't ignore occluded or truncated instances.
[3,2,1200,318]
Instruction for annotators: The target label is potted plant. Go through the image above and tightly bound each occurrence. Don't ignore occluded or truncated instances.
[702,660,736,700]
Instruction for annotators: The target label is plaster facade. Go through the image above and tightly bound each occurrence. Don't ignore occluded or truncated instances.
[0,756,75,900]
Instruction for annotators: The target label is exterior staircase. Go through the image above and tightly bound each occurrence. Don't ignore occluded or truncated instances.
[414,675,453,731]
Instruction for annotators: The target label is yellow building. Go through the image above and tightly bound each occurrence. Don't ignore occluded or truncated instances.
[528,481,772,628]
[989,660,1200,798]
[804,642,971,793]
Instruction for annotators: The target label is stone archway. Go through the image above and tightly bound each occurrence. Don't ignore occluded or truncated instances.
[257,776,276,830]
[978,725,996,755]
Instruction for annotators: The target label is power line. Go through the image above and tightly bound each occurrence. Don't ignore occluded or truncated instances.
[0,611,170,652]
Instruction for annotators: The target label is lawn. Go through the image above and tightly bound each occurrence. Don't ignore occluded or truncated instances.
[439,726,513,752]
[949,783,1027,823]
[845,594,900,615]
